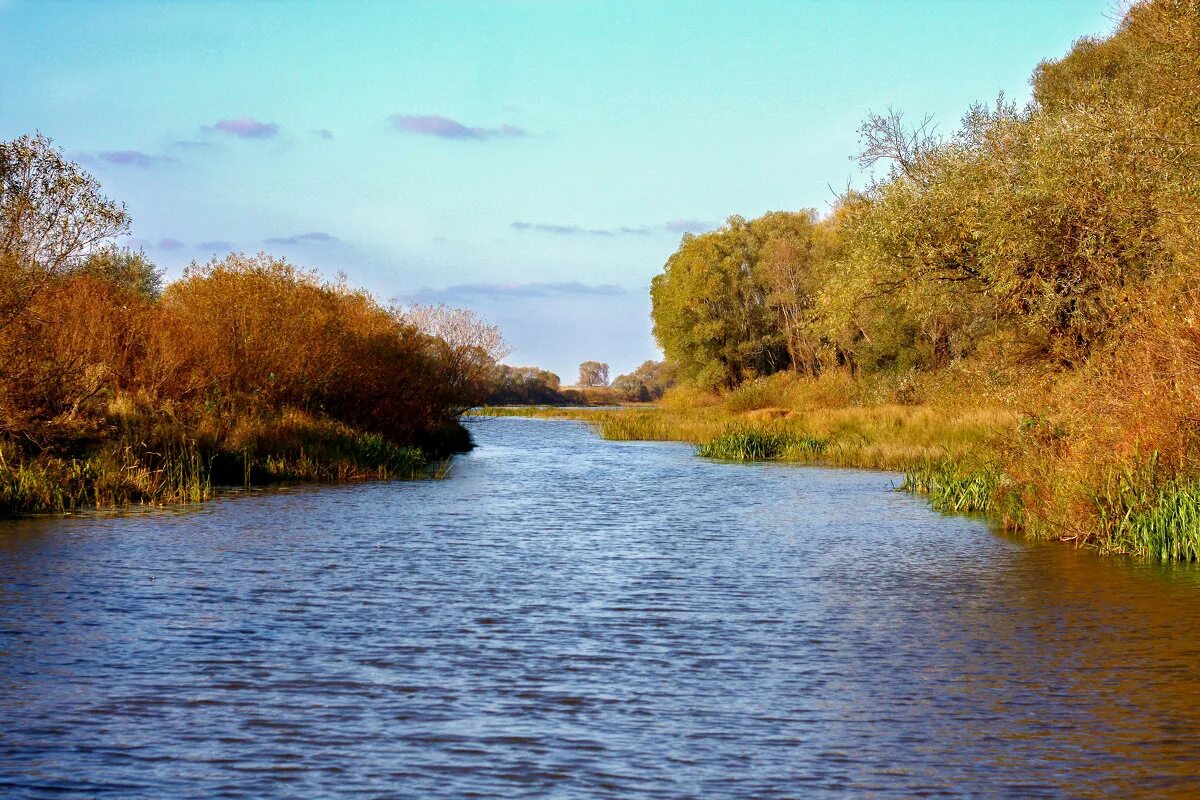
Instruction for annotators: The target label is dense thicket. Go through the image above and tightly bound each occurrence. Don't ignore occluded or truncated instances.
[650,0,1200,555]
[612,360,677,402]
[0,134,503,512]
[486,366,570,405]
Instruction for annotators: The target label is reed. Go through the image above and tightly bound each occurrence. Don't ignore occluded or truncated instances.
[899,461,1002,515]
[0,439,213,515]
[1115,482,1200,562]
[0,416,448,516]
[697,428,827,461]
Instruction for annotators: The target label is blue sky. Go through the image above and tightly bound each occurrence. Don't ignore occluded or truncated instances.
[1,0,1113,381]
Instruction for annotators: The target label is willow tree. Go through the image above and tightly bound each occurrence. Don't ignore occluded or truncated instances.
[756,209,834,376]
[651,214,814,387]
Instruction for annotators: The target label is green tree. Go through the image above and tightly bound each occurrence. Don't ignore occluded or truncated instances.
[612,359,677,401]
[81,247,163,299]
[651,214,814,387]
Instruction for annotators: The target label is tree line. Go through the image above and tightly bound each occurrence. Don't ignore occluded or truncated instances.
[485,359,676,405]
[653,1,1198,391]
[649,0,1200,547]
[0,134,505,512]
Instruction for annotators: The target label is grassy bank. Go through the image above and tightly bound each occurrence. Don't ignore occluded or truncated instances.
[605,2,1200,561]
[473,402,1004,471]
[474,371,1010,472]
[0,408,461,516]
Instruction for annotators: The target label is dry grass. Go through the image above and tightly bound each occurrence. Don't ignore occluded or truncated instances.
[474,372,1013,473]
[478,344,1200,561]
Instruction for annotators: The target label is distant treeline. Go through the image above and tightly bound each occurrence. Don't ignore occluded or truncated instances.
[0,135,504,513]
[649,1,1200,556]
[485,360,676,405]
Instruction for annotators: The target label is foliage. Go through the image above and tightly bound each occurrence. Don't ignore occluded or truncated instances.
[611,360,677,402]
[80,246,163,299]
[0,133,129,274]
[0,139,505,514]
[577,360,610,387]
[486,365,568,405]
[639,0,1200,558]
[650,213,811,387]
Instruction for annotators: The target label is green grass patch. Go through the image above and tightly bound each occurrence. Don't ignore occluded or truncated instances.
[1113,482,1200,562]
[900,461,1002,514]
[1089,458,1200,561]
[696,427,828,462]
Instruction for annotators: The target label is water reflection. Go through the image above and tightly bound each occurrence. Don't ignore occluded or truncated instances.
[2,417,1200,798]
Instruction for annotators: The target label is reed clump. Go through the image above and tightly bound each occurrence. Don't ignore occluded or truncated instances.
[900,461,1003,515]
[0,439,212,514]
[1113,481,1200,563]
[696,427,827,462]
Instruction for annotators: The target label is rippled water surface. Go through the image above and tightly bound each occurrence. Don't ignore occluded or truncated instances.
[5,417,1200,798]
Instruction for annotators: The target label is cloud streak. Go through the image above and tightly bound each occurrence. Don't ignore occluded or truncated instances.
[96,149,176,167]
[208,116,280,139]
[405,281,627,303]
[511,221,627,237]
[511,219,716,237]
[390,114,527,140]
[264,231,339,245]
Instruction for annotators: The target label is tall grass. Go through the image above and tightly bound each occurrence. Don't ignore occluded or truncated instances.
[0,439,212,514]
[1078,455,1200,561]
[697,428,827,461]
[899,461,1002,515]
[0,411,451,516]
[474,391,1007,471]
[1114,482,1200,562]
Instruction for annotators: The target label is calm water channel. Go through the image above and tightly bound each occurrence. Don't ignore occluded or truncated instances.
[3,416,1200,798]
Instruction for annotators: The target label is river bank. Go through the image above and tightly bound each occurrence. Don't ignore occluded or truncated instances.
[0,411,467,516]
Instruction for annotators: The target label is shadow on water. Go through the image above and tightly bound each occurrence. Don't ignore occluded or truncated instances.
[2,416,1200,798]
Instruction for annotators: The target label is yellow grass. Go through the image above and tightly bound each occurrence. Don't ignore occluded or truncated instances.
[473,372,1014,473]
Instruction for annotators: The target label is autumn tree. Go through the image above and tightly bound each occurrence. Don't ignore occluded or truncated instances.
[0,134,136,443]
[577,360,610,387]
[650,213,813,387]
[398,303,511,406]
[0,133,129,324]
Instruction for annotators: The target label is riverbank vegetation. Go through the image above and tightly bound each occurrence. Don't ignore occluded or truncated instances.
[0,134,504,515]
[484,359,676,406]
[484,2,1200,560]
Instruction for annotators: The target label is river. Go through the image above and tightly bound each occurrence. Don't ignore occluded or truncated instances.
[3,416,1200,798]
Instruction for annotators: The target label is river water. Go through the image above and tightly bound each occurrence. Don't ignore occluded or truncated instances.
[3,416,1200,798]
